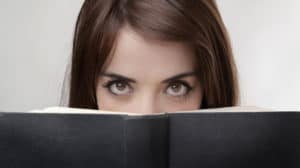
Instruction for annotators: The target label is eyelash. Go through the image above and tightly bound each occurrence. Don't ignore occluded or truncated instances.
[102,79,193,96]
[165,80,193,96]
[102,79,133,95]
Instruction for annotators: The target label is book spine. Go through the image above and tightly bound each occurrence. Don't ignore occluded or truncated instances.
[124,115,169,168]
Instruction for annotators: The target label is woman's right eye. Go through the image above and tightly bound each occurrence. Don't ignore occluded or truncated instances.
[103,80,133,95]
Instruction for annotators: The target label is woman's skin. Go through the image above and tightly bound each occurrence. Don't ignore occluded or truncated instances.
[96,26,203,114]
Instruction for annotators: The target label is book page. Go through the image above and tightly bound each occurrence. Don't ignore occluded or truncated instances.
[29,106,159,116]
[26,106,281,115]
[171,106,275,113]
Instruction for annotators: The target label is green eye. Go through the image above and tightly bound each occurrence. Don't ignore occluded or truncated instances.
[104,80,133,95]
[166,81,192,97]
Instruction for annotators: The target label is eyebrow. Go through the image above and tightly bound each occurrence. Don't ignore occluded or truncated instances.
[100,71,197,83]
[162,71,196,83]
[100,72,137,83]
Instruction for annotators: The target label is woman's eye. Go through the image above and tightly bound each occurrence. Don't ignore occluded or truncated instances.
[104,80,132,95]
[165,82,191,97]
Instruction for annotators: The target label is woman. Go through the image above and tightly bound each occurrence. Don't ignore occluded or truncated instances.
[67,0,239,113]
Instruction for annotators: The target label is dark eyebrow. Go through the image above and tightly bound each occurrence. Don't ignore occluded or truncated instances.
[162,71,197,83]
[100,72,136,83]
[100,71,197,84]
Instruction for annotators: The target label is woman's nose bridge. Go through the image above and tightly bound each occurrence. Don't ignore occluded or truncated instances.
[135,91,160,114]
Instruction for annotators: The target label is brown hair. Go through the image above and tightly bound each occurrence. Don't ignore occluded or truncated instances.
[68,0,239,109]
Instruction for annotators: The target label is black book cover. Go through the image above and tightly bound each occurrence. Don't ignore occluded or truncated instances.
[0,109,299,168]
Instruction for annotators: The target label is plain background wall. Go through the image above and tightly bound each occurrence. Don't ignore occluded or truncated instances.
[0,0,299,111]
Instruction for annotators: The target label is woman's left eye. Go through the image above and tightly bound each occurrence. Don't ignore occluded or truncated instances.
[165,82,192,97]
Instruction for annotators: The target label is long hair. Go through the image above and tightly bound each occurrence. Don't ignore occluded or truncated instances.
[67,0,239,109]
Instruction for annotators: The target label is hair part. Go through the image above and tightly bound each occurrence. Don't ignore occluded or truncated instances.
[68,0,239,109]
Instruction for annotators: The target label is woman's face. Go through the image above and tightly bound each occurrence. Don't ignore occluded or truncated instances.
[96,26,203,114]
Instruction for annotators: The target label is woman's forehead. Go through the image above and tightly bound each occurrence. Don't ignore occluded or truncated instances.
[103,26,196,80]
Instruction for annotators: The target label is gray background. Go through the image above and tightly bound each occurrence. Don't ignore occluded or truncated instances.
[0,0,299,111]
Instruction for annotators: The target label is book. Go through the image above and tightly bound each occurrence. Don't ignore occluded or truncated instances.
[0,106,299,168]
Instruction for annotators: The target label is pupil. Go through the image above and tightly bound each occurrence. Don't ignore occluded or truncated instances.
[116,82,125,90]
[172,84,181,92]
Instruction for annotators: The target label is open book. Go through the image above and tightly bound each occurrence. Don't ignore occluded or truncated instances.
[1,106,299,168]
